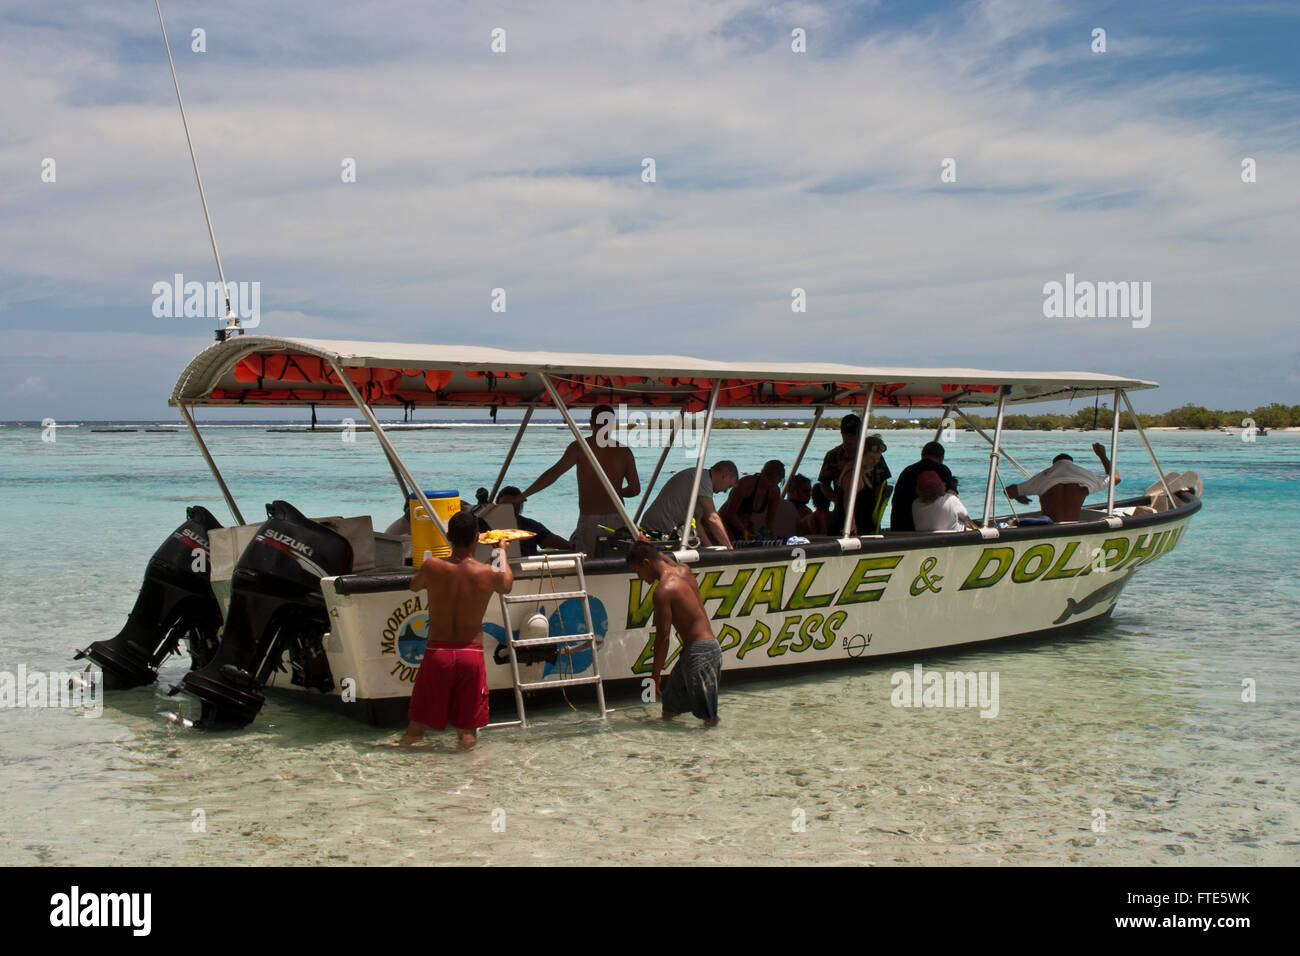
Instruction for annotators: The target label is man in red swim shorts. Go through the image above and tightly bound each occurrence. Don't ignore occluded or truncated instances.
[399,510,514,750]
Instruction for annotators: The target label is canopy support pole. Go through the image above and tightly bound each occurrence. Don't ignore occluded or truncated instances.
[782,405,824,496]
[1119,389,1175,504]
[953,407,1032,478]
[179,404,244,525]
[840,386,875,538]
[382,450,411,508]
[679,381,721,547]
[981,387,1009,528]
[1105,387,1121,514]
[489,403,535,502]
[538,373,639,538]
[635,409,683,522]
[328,360,445,540]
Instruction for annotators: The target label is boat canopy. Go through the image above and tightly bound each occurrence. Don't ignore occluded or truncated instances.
[170,336,1157,412]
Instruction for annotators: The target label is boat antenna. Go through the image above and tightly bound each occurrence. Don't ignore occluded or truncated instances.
[154,0,241,342]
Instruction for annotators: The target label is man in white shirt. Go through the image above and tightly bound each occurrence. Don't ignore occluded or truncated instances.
[912,471,978,532]
[641,461,738,547]
[1005,443,1119,522]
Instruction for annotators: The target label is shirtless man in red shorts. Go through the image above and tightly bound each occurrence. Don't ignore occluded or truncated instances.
[399,510,514,750]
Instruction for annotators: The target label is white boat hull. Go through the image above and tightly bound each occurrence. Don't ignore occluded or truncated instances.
[284,505,1196,717]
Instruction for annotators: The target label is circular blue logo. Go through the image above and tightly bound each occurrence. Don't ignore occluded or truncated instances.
[398,612,428,665]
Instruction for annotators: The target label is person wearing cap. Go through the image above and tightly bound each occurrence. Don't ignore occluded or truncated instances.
[912,470,978,532]
[494,487,572,556]
[816,415,891,511]
[890,441,958,532]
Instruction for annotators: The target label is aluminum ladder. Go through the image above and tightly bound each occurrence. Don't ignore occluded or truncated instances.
[489,554,610,729]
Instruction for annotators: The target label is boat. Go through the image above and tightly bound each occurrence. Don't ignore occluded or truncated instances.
[75,335,1203,728]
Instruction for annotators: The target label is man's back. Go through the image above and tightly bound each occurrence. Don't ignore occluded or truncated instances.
[574,437,636,513]
[1017,457,1111,522]
[1040,483,1088,522]
[415,557,504,644]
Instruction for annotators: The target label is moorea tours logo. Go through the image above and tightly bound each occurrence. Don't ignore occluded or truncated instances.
[378,595,608,683]
[379,595,428,682]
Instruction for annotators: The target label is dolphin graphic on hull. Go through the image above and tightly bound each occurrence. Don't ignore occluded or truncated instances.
[1053,570,1134,625]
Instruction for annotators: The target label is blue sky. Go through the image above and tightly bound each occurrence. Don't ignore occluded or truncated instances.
[2,0,1298,419]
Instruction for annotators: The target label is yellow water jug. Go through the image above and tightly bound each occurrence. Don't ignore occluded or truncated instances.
[409,490,460,564]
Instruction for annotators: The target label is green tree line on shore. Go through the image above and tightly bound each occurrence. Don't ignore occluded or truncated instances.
[706,402,1300,431]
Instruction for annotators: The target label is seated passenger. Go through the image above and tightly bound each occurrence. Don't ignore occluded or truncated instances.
[785,474,813,519]
[767,474,813,539]
[641,461,737,548]
[890,441,958,532]
[797,485,834,536]
[720,459,786,540]
[912,471,978,532]
[494,487,572,556]
[1005,443,1120,523]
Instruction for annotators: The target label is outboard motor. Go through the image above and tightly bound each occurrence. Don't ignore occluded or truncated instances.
[174,500,353,728]
[76,506,224,689]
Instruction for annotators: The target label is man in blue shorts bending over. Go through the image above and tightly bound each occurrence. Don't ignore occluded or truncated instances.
[626,540,721,725]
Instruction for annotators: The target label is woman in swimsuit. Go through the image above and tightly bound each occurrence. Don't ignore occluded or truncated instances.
[719,459,786,540]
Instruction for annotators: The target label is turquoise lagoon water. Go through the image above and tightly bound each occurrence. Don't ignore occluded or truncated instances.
[0,422,1296,865]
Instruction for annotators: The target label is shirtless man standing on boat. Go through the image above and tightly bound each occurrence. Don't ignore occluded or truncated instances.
[626,540,721,725]
[520,404,640,555]
[400,511,514,750]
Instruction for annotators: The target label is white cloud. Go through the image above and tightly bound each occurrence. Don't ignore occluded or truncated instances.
[7,375,52,399]
[0,0,1297,413]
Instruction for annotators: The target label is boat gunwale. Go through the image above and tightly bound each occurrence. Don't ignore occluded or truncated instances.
[326,495,1200,596]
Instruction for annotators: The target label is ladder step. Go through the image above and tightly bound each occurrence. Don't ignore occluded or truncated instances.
[502,590,589,604]
[516,675,604,691]
[511,633,595,648]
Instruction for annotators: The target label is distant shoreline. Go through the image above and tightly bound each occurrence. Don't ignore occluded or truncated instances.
[4,402,1298,432]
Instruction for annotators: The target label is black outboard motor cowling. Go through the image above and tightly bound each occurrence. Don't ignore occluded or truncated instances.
[175,500,353,727]
[76,506,224,689]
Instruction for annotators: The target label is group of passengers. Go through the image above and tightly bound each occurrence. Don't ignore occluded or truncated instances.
[472,403,1121,554]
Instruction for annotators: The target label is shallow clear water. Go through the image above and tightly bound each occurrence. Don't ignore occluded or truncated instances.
[1,423,1296,865]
